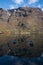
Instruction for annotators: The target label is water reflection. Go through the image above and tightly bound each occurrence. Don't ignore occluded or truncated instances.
[0,55,43,65]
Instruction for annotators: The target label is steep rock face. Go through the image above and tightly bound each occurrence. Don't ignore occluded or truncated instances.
[0,8,9,22]
[0,7,43,57]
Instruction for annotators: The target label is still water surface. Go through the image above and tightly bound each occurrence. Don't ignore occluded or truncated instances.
[0,55,43,65]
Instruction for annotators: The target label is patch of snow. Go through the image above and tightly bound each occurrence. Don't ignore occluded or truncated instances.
[41,8,43,11]
[14,9,16,12]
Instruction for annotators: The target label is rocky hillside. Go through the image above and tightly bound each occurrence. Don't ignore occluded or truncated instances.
[0,7,43,32]
[0,7,43,57]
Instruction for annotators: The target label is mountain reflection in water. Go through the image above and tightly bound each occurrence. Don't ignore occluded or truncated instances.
[0,55,43,65]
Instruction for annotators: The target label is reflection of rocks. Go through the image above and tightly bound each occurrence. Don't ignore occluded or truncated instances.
[0,48,3,56]
[0,35,43,57]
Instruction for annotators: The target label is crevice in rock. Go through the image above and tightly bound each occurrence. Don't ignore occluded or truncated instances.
[7,9,14,23]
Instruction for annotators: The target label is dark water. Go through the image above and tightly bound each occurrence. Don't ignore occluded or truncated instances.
[0,54,43,65]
